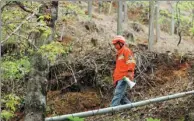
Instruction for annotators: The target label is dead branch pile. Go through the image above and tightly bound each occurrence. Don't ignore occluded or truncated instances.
[48,44,194,95]
[48,48,115,93]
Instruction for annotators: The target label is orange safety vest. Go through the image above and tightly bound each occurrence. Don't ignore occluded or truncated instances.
[113,46,136,86]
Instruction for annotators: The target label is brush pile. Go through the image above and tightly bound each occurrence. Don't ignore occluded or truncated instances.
[48,43,194,96]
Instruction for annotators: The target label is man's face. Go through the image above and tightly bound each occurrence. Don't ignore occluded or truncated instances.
[114,43,121,50]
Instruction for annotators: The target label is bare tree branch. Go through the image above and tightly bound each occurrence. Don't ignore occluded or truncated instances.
[1,1,12,12]
[3,1,43,19]
[1,1,38,19]
[175,1,182,46]
[14,1,33,14]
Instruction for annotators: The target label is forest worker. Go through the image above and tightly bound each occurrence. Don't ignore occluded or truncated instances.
[110,35,136,107]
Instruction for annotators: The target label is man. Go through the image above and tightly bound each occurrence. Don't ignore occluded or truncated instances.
[110,35,136,107]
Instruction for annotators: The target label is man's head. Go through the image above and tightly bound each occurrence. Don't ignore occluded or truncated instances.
[112,35,126,50]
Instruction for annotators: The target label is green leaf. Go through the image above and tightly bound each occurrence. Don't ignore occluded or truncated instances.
[9,23,15,29]
[2,57,31,80]
[146,118,161,121]
[4,94,20,112]
[67,116,85,121]
[190,26,194,34]
[38,15,44,20]
[1,110,14,121]
[38,41,69,65]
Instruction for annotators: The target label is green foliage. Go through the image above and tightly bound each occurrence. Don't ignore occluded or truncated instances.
[62,2,86,21]
[176,2,194,11]
[66,3,85,16]
[2,8,26,24]
[146,117,161,121]
[2,8,27,41]
[160,9,171,18]
[158,16,166,24]
[67,116,85,121]
[178,16,191,25]
[39,26,52,38]
[1,110,14,121]
[189,26,194,35]
[30,15,51,38]
[1,94,21,121]
[38,41,70,65]
[157,1,194,35]
[4,94,20,112]
[2,57,31,80]
[175,2,194,35]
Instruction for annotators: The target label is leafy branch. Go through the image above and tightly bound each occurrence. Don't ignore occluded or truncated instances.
[1,12,36,44]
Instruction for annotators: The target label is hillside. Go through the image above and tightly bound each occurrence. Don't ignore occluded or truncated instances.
[1,1,194,121]
[44,2,194,121]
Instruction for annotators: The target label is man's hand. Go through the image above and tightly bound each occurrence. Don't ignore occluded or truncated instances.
[127,71,133,81]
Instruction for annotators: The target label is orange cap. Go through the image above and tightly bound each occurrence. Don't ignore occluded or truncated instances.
[112,35,126,44]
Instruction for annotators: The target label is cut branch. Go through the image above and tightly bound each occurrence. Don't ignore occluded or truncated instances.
[64,62,77,84]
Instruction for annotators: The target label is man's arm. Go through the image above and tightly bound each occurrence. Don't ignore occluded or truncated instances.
[124,49,136,80]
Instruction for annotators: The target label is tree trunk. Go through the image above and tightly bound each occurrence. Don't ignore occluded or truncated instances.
[24,26,49,121]
[38,2,58,43]
[24,51,48,121]
[48,1,58,43]
[192,9,194,26]
[123,1,128,22]
[117,1,123,35]
[24,70,47,121]
[98,1,102,13]
[108,1,112,14]
[57,1,63,20]
[148,1,155,51]
[0,1,2,121]
[170,1,175,35]
[88,1,92,19]
[50,1,58,28]
[155,1,160,42]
